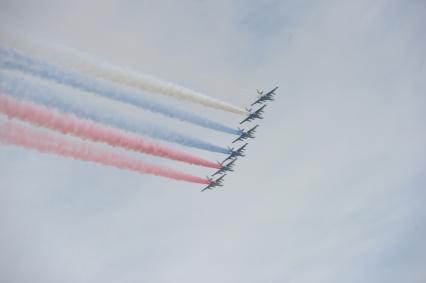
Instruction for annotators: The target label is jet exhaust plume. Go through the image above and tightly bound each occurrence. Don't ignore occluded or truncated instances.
[0,121,210,184]
[0,94,222,169]
[0,71,231,154]
[0,47,241,135]
[0,34,246,115]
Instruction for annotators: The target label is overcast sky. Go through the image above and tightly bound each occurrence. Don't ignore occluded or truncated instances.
[0,1,425,282]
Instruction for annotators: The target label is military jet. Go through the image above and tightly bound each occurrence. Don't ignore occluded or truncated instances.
[213,158,237,176]
[201,174,227,192]
[223,143,248,163]
[251,86,278,106]
[240,105,267,124]
[232,125,259,143]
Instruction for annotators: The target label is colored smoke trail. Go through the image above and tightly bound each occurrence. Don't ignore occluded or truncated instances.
[0,94,222,169]
[0,121,210,184]
[0,33,246,115]
[0,47,241,135]
[0,71,231,154]
[49,46,247,115]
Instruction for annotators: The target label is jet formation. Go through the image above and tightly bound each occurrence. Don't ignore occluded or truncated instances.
[202,86,278,191]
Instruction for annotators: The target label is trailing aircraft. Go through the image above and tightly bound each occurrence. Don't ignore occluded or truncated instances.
[240,105,266,124]
[213,158,237,176]
[251,86,278,106]
[232,125,259,143]
[223,143,248,163]
[202,174,227,192]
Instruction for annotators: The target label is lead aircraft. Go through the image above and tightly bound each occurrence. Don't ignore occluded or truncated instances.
[251,86,278,106]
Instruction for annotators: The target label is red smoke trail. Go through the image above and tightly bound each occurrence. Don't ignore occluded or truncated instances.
[0,94,221,169]
[0,121,210,184]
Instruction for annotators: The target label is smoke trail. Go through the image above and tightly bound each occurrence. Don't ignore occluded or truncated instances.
[0,121,209,184]
[0,94,222,169]
[0,33,246,115]
[0,47,241,135]
[0,71,231,154]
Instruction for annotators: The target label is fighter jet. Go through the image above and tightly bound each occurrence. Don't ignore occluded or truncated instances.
[232,125,259,143]
[240,105,266,124]
[251,86,278,106]
[223,143,248,163]
[201,174,227,192]
[213,158,237,176]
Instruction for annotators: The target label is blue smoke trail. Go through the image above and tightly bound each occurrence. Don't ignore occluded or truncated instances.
[0,46,240,135]
[0,71,231,154]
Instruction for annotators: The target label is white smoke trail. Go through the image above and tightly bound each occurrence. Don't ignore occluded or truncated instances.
[0,32,247,115]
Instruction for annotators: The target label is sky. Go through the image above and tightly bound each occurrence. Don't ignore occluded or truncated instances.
[0,0,425,282]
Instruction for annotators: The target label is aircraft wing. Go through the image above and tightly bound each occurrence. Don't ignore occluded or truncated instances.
[212,169,222,176]
[235,143,248,155]
[226,159,237,170]
[255,105,266,115]
[201,183,213,192]
[247,125,259,135]
[222,154,233,163]
[239,115,252,124]
[265,86,278,96]
[215,174,226,184]
[250,97,264,106]
[232,135,243,143]
[251,105,266,118]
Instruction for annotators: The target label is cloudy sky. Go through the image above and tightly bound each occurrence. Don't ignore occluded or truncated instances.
[0,0,425,282]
